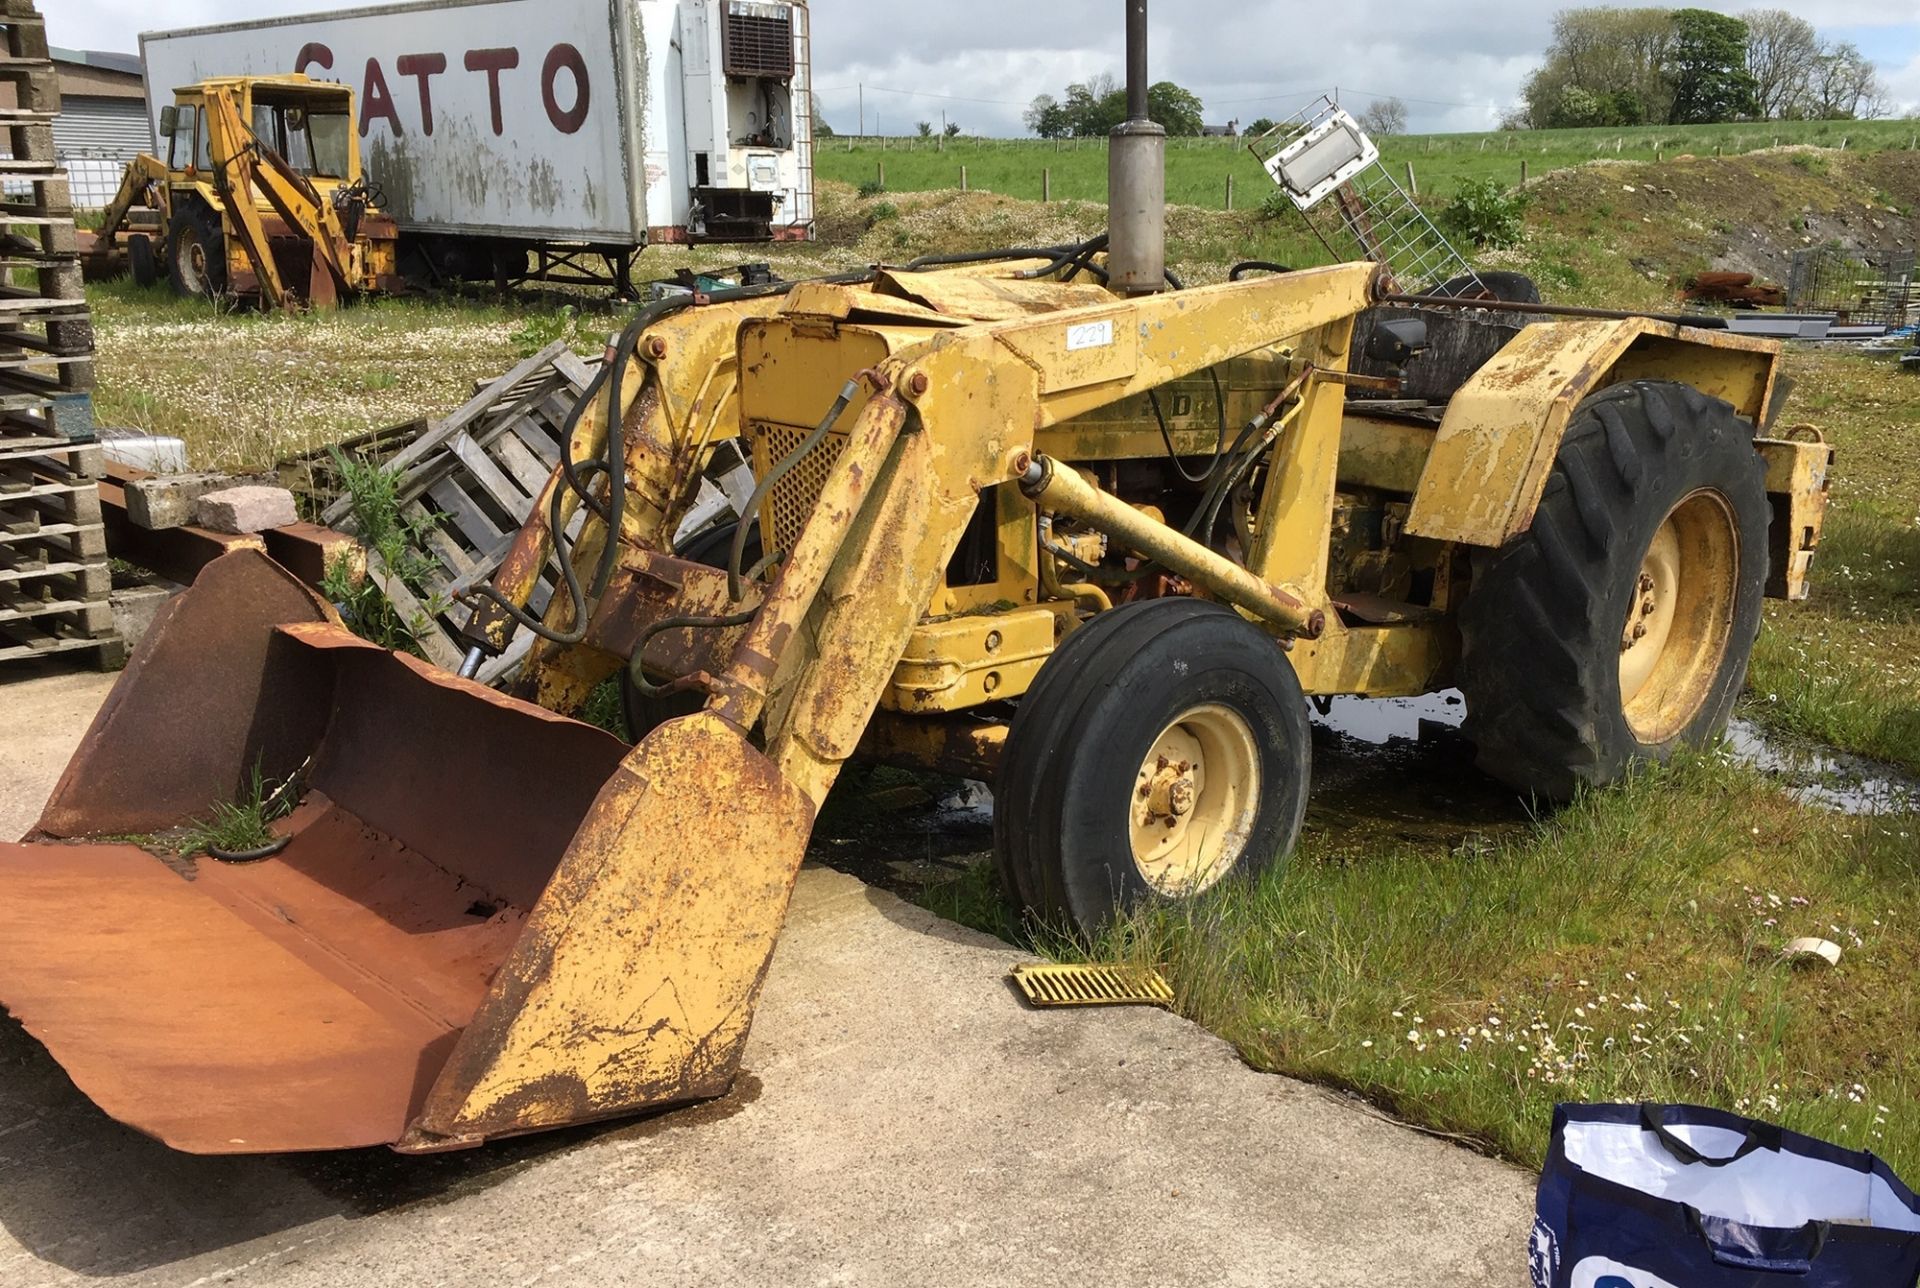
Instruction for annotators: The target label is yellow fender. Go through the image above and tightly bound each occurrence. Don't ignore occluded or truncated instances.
[1404,318,1780,548]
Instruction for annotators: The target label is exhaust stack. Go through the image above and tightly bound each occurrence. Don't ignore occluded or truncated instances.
[1108,0,1166,294]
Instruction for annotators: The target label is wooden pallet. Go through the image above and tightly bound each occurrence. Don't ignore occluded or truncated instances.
[310,341,601,681]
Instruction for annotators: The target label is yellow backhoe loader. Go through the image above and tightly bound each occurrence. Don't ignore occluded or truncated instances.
[81,74,399,309]
[0,8,1829,1155]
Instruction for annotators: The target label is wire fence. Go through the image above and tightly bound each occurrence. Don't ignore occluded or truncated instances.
[1787,247,1918,326]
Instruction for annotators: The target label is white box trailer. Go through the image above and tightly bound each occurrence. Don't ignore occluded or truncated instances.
[140,0,814,288]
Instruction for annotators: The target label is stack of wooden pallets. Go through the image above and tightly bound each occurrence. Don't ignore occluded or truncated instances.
[0,0,118,668]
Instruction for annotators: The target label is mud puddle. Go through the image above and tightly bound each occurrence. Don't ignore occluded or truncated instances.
[1724,717,1919,815]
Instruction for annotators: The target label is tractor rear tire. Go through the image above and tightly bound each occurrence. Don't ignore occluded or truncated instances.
[128,234,159,289]
[167,204,227,300]
[993,599,1311,935]
[1457,380,1768,801]
[618,519,762,741]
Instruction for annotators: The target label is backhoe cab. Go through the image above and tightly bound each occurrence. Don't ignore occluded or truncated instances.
[83,74,400,308]
[0,5,1831,1156]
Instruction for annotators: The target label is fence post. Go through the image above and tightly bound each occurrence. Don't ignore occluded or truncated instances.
[1043,168,1052,202]
[1225,173,1234,211]
[1520,159,1528,185]
[961,165,968,192]
[877,161,885,190]
[1405,161,1417,196]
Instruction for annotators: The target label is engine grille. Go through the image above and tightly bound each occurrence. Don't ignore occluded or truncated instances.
[750,421,844,560]
[723,3,796,80]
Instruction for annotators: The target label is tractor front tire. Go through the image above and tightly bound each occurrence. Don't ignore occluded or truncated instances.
[994,598,1311,935]
[167,205,227,300]
[128,234,159,289]
[1458,380,1769,801]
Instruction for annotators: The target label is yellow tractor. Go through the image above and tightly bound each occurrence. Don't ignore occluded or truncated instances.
[83,73,399,308]
[0,8,1829,1155]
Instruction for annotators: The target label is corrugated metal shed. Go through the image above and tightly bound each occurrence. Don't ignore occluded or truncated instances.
[52,97,149,163]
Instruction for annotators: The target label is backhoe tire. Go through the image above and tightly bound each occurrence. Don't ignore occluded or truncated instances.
[618,519,762,741]
[128,234,159,289]
[994,599,1311,935]
[1457,380,1768,802]
[167,204,227,300]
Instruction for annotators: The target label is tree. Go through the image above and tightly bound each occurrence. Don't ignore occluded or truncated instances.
[944,121,962,138]
[1036,72,1207,138]
[813,104,834,138]
[1743,9,1820,121]
[1246,116,1277,136]
[916,120,933,139]
[1808,41,1890,120]
[1518,8,1678,129]
[1024,94,1071,138]
[1357,96,1409,137]
[1667,8,1757,123]
[1146,81,1206,136]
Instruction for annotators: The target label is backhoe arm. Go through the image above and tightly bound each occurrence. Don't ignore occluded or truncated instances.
[97,154,168,242]
[200,90,290,308]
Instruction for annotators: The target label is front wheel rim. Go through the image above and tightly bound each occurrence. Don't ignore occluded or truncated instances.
[1618,488,1739,744]
[1129,703,1261,897]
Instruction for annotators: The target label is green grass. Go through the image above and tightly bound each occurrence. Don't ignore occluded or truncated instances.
[1746,350,1920,775]
[819,119,1920,209]
[931,753,1920,1174]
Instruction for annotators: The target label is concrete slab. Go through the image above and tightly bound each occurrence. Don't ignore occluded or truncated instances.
[0,677,1536,1288]
[0,663,118,841]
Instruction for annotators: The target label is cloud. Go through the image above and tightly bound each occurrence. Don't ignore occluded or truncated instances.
[46,0,1920,136]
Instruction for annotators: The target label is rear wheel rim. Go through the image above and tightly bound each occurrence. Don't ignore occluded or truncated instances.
[1129,703,1261,896]
[180,233,209,296]
[1618,489,1738,744]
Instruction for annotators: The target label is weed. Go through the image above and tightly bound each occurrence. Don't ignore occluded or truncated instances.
[858,178,886,198]
[180,758,294,857]
[1441,178,1531,249]
[510,305,584,357]
[322,446,445,656]
[578,676,631,740]
[361,369,399,392]
[1258,190,1293,222]
[866,200,900,227]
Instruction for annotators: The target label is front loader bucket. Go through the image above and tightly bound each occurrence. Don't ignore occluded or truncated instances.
[0,550,814,1154]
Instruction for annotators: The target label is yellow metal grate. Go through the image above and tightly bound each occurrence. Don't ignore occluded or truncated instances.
[749,421,847,560]
[1010,962,1175,1008]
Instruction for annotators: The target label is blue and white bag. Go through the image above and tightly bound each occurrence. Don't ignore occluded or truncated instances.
[1533,1103,1920,1288]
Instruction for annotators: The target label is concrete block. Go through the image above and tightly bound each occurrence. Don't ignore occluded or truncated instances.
[192,485,299,535]
[126,472,228,530]
[109,580,183,653]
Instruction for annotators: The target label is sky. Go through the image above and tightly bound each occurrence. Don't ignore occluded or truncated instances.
[46,0,1920,135]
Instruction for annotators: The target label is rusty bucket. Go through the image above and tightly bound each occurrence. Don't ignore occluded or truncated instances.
[0,550,815,1154]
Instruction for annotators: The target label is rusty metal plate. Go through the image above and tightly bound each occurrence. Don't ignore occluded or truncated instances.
[0,835,488,1153]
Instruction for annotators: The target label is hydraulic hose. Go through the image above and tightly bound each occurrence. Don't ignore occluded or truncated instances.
[460,271,870,658]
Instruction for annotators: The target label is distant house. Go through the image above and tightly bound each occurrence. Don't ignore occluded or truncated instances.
[1201,119,1240,138]
[49,48,149,164]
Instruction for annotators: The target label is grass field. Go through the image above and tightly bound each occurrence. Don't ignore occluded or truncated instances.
[819,118,1920,209]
